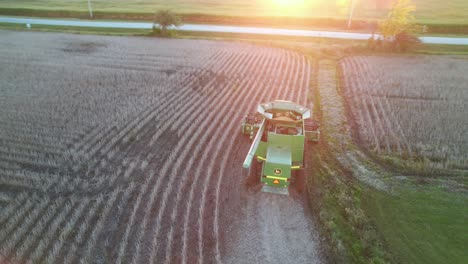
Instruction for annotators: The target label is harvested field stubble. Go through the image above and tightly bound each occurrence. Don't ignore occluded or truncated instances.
[341,56,468,170]
[0,31,315,263]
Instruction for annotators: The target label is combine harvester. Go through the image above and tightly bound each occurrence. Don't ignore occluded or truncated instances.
[241,100,320,195]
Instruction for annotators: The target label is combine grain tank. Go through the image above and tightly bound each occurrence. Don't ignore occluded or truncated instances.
[241,100,320,195]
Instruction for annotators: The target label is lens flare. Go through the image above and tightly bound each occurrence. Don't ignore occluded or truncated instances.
[268,0,307,16]
[272,0,305,8]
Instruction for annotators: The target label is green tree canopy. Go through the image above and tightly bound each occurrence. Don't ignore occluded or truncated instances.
[379,0,416,39]
[154,10,182,37]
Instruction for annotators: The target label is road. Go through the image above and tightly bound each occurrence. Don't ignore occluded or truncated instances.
[1,16,468,45]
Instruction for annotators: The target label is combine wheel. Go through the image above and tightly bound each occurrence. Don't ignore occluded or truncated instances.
[294,169,305,194]
[245,158,261,189]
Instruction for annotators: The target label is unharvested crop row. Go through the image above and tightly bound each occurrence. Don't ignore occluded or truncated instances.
[82,47,250,260]
[68,49,230,193]
[0,48,221,196]
[341,56,467,169]
[2,41,241,264]
[76,49,243,263]
[118,45,269,264]
[147,47,277,264]
[0,32,312,263]
[70,49,224,163]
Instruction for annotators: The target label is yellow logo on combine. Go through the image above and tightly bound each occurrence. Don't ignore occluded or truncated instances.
[274,169,282,175]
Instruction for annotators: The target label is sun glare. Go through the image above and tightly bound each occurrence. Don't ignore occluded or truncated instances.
[272,0,305,8]
[267,0,308,16]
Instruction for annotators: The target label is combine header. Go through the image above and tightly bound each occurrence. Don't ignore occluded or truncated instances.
[241,100,320,195]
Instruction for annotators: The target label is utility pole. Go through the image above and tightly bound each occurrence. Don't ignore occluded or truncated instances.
[347,0,356,29]
[87,0,94,19]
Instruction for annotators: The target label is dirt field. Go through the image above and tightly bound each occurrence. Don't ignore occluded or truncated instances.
[0,31,324,263]
[340,56,468,171]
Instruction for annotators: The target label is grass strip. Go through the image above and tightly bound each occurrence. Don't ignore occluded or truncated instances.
[363,186,468,264]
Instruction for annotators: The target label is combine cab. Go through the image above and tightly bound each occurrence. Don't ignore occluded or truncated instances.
[241,100,320,195]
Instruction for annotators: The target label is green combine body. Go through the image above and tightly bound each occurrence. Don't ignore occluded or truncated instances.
[241,100,320,195]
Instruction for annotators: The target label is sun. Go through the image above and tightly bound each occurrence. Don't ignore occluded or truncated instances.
[272,0,305,8]
[267,0,307,16]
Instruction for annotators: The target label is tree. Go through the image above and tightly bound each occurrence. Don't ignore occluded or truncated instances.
[153,10,182,37]
[378,0,421,51]
[379,0,416,39]
[394,31,421,51]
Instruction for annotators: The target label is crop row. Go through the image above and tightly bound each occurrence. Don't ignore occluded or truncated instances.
[0,32,312,263]
[341,56,467,169]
